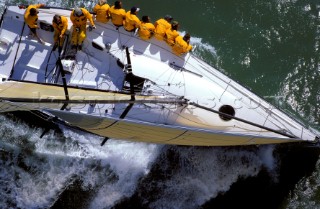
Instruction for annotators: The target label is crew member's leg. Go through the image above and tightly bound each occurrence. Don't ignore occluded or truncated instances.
[29,26,44,44]
[77,24,87,50]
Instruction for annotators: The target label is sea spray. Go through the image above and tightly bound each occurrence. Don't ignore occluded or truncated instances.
[0,113,279,209]
[0,114,163,209]
[190,35,220,70]
[128,145,278,209]
[87,140,162,209]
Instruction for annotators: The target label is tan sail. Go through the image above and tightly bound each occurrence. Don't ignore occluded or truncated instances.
[0,81,183,112]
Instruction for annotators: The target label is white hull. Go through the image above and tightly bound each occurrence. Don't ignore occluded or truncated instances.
[0,6,318,146]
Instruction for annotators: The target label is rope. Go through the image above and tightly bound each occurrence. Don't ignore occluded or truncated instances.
[9,21,25,79]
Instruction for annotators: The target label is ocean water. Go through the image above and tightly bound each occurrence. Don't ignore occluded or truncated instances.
[0,0,320,208]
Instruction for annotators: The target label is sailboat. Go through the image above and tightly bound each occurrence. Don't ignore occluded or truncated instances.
[0,5,318,146]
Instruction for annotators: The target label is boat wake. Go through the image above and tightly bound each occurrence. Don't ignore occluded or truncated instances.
[127,145,277,209]
[0,114,161,208]
[0,114,280,209]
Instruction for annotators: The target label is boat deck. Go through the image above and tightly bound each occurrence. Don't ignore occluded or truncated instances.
[0,6,319,145]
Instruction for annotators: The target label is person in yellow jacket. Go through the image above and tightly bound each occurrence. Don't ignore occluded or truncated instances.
[93,0,110,23]
[24,3,45,43]
[164,21,179,46]
[70,7,96,50]
[154,15,172,41]
[138,16,155,40]
[123,7,141,32]
[52,15,68,50]
[108,1,126,27]
[172,33,193,56]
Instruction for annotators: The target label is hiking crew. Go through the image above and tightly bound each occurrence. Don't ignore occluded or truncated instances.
[138,16,155,40]
[108,1,126,27]
[123,7,141,32]
[93,0,110,23]
[154,15,172,41]
[172,33,193,55]
[164,21,179,46]
[63,3,193,55]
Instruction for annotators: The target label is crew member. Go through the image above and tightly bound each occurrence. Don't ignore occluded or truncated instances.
[154,15,172,41]
[138,16,155,40]
[123,6,141,32]
[24,3,45,43]
[172,33,193,56]
[164,21,179,46]
[93,0,110,23]
[52,14,68,51]
[108,1,126,27]
[70,7,96,50]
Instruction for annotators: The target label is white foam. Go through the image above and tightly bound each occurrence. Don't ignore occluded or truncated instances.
[0,114,162,208]
[145,146,276,209]
[88,140,162,208]
[191,36,217,55]
[0,113,276,209]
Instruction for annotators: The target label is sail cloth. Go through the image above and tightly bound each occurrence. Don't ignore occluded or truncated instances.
[47,109,296,146]
[0,100,32,112]
[0,81,184,111]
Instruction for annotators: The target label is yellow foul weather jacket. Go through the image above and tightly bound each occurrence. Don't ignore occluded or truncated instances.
[24,4,43,28]
[93,3,110,23]
[70,8,95,46]
[53,16,68,46]
[165,29,179,46]
[138,22,155,40]
[53,16,68,36]
[108,6,126,26]
[70,8,95,28]
[172,35,193,56]
[123,11,141,32]
[154,18,171,40]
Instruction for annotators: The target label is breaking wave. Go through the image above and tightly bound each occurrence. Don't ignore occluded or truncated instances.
[0,113,279,209]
